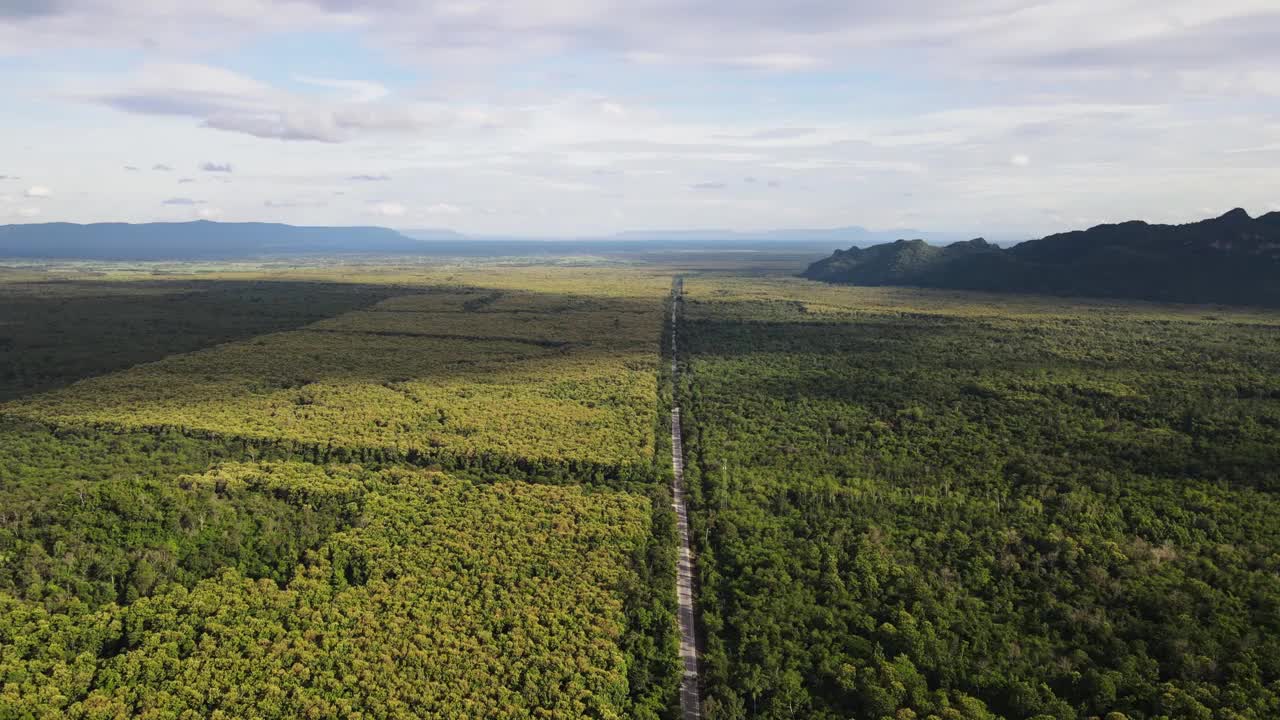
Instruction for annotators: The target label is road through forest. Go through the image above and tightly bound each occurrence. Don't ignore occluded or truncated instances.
[670,279,703,720]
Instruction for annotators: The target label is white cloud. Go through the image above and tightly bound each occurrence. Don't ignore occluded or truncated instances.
[1227,143,1280,153]
[265,197,327,208]
[295,75,390,103]
[10,1,1277,81]
[729,53,822,71]
[17,207,41,218]
[24,185,51,197]
[4,1,1280,147]
[1179,69,1280,97]
[3,1,1280,235]
[372,201,407,217]
[196,207,222,219]
[82,62,524,143]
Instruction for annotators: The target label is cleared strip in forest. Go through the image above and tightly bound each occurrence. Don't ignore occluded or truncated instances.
[670,278,703,720]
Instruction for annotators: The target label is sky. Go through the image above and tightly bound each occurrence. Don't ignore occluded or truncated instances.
[1,1,1279,238]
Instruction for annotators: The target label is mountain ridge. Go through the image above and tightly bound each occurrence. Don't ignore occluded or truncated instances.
[0,220,991,259]
[607,225,998,245]
[0,220,425,259]
[802,209,1280,306]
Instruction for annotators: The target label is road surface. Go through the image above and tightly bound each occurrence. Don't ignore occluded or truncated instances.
[670,281,702,720]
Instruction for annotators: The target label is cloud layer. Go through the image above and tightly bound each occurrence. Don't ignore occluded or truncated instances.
[88,63,515,143]
[2,0,1278,234]
[7,1,1279,74]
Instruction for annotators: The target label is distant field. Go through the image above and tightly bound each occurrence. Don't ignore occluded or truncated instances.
[679,277,1280,719]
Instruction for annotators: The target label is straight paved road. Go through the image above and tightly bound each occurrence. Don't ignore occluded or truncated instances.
[670,282,702,720]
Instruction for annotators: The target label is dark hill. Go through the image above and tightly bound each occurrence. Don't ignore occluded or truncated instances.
[0,221,427,259]
[802,209,1280,306]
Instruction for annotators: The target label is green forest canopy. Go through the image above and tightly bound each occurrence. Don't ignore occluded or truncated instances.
[678,277,1280,719]
[1,462,666,719]
[0,268,682,719]
[3,263,1279,720]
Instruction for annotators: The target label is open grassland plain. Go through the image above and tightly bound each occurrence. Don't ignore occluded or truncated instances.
[677,277,1280,720]
[0,266,682,719]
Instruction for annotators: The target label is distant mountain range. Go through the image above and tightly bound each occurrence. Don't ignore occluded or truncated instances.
[0,221,424,259]
[0,221,986,260]
[607,226,992,245]
[802,209,1280,307]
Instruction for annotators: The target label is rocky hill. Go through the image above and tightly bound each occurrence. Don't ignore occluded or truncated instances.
[802,209,1280,306]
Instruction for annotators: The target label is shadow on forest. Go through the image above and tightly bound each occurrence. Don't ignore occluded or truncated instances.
[681,314,1280,492]
[0,278,668,403]
[0,280,405,401]
[0,278,674,484]
[681,312,1280,375]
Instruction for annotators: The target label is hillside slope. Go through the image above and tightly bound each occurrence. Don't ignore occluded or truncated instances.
[803,209,1280,306]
